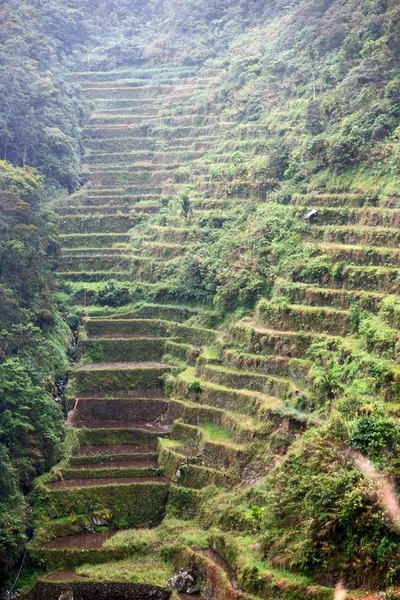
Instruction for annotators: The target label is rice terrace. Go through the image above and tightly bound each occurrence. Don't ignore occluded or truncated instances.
[0,1,400,599]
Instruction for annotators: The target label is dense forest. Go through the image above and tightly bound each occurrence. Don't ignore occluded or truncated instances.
[1,0,400,597]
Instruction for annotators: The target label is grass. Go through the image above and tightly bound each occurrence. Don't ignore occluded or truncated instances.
[200,423,233,442]
[203,346,219,360]
[310,165,400,198]
[103,516,210,552]
[76,556,174,585]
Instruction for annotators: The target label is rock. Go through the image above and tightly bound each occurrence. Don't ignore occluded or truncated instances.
[92,515,109,526]
[58,591,73,600]
[168,569,199,594]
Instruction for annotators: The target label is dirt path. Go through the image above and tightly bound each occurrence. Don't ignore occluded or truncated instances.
[198,548,238,589]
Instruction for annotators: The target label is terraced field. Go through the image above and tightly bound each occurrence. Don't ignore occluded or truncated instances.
[27,66,395,600]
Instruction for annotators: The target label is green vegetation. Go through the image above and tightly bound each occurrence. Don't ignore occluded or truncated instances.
[2,0,400,597]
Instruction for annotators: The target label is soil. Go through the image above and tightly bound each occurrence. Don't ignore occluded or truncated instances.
[45,570,87,582]
[78,361,170,370]
[76,390,167,399]
[74,444,157,457]
[41,531,117,550]
[70,419,171,432]
[89,334,165,339]
[69,458,159,469]
[45,476,170,490]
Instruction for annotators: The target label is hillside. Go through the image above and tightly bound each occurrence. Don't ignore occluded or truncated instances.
[1,0,400,599]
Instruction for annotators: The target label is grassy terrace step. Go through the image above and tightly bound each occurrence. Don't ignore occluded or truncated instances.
[141,241,187,259]
[70,396,171,426]
[160,136,218,149]
[311,224,400,248]
[275,280,395,312]
[58,271,131,283]
[69,418,172,432]
[256,302,352,336]
[83,163,180,173]
[87,137,158,152]
[93,99,164,111]
[75,426,168,450]
[60,458,161,481]
[85,171,159,186]
[158,439,230,488]
[85,318,218,346]
[107,303,202,323]
[232,322,339,358]
[129,256,181,283]
[30,531,124,572]
[291,192,373,207]
[38,478,170,529]
[169,420,250,469]
[293,264,400,294]
[82,184,163,195]
[147,226,198,243]
[200,363,302,399]
[165,339,200,360]
[308,242,400,267]
[294,206,400,227]
[59,255,133,272]
[45,476,169,490]
[74,362,172,393]
[71,445,159,464]
[191,199,228,211]
[71,194,162,206]
[152,150,208,164]
[62,248,130,257]
[59,215,139,234]
[90,104,160,116]
[85,151,155,164]
[221,348,311,382]
[58,202,160,216]
[80,76,215,89]
[88,114,161,126]
[176,367,283,423]
[59,234,130,248]
[85,318,172,337]
[57,205,137,215]
[68,66,202,82]
[83,337,166,362]
[84,125,152,139]
[82,85,204,100]
[170,405,257,445]
[73,187,127,196]
[39,530,117,549]
[80,80,210,90]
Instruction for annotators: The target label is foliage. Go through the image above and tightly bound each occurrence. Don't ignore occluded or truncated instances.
[0,2,87,190]
[262,430,400,588]
[0,446,27,584]
[163,203,304,313]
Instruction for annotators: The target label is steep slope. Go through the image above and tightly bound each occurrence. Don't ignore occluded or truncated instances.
[22,2,400,598]
[26,66,322,600]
